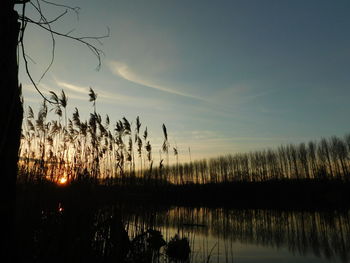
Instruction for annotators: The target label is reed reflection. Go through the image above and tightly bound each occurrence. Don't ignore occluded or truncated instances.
[122,207,350,263]
[14,201,350,262]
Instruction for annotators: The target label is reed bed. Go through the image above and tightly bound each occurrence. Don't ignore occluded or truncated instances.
[18,88,164,185]
[18,88,350,186]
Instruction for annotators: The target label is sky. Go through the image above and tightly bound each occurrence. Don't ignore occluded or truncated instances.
[19,0,350,162]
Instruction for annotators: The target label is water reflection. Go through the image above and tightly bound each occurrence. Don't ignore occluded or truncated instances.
[14,201,350,263]
[121,206,350,263]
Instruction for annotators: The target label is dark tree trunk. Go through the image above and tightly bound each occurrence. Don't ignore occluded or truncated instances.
[0,1,23,261]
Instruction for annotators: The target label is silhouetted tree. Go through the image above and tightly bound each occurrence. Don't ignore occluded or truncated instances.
[0,2,23,261]
[0,2,107,260]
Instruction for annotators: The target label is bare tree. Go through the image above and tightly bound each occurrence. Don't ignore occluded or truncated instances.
[0,1,107,259]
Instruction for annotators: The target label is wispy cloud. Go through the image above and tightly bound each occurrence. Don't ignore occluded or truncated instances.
[108,61,205,101]
[56,81,88,95]
[22,83,51,96]
[55,80,132,103]
[211,83,275,106]
[54,79,164,109]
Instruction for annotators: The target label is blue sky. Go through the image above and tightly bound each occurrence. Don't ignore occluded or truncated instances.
[19,0,350,161]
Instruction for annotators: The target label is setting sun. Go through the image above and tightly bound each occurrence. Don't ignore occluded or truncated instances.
[58,177,68,185]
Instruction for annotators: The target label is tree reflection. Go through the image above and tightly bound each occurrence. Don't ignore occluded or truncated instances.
[13,200,350,262]
[144,207,350,263]
[117,205,349,262]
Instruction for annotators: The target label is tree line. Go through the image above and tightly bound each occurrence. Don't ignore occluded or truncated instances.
[163,135,350,184]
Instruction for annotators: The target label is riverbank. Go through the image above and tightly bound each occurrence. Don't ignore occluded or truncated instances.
[16,179,350,209]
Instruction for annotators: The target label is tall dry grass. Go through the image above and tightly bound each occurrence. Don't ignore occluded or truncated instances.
[18,88,350,186]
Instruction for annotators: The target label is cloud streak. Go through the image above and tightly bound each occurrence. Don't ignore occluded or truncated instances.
[54,79,166,109]
[55,80,133,103]
[56,81,88,95]
[109,61,205,101]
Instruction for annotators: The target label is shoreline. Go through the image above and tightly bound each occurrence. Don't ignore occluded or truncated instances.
[16,179,350,209]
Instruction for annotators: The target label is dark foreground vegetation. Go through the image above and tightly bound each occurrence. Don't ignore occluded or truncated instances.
[15,196,191,263]
[14,193,350,263]
[17,178,350,209]
[13,89,350,263]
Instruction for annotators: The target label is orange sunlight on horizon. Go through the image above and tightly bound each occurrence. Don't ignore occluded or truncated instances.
[58,176,68,185]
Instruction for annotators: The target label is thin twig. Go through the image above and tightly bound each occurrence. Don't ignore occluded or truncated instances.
[28,2,56,82]
[24,53,37,64]
[25,15,109,70]
[21,42,55,104]
[23,9,68,25]
[19,3,56,103]
[18,0,109,102]
[40,0,80,20]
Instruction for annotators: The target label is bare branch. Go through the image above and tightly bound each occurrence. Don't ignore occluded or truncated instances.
[17,0,109,103]
[20,31,57,104]
[35,0,44,23]
[14,0,30,4]
[40,0,80,20]
[29,1,56,82]
[24,16,109,70]
[23,9,68,25]
[19,0,57,104]
[24,52,37,64]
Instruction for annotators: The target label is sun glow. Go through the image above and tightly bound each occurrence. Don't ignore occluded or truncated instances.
[59,177,68,185]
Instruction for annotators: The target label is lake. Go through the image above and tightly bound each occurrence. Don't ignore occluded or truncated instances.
[14,201,350,262]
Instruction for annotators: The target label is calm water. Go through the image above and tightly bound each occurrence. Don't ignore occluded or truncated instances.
[15,201,350,262]
[123,207,350,263]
